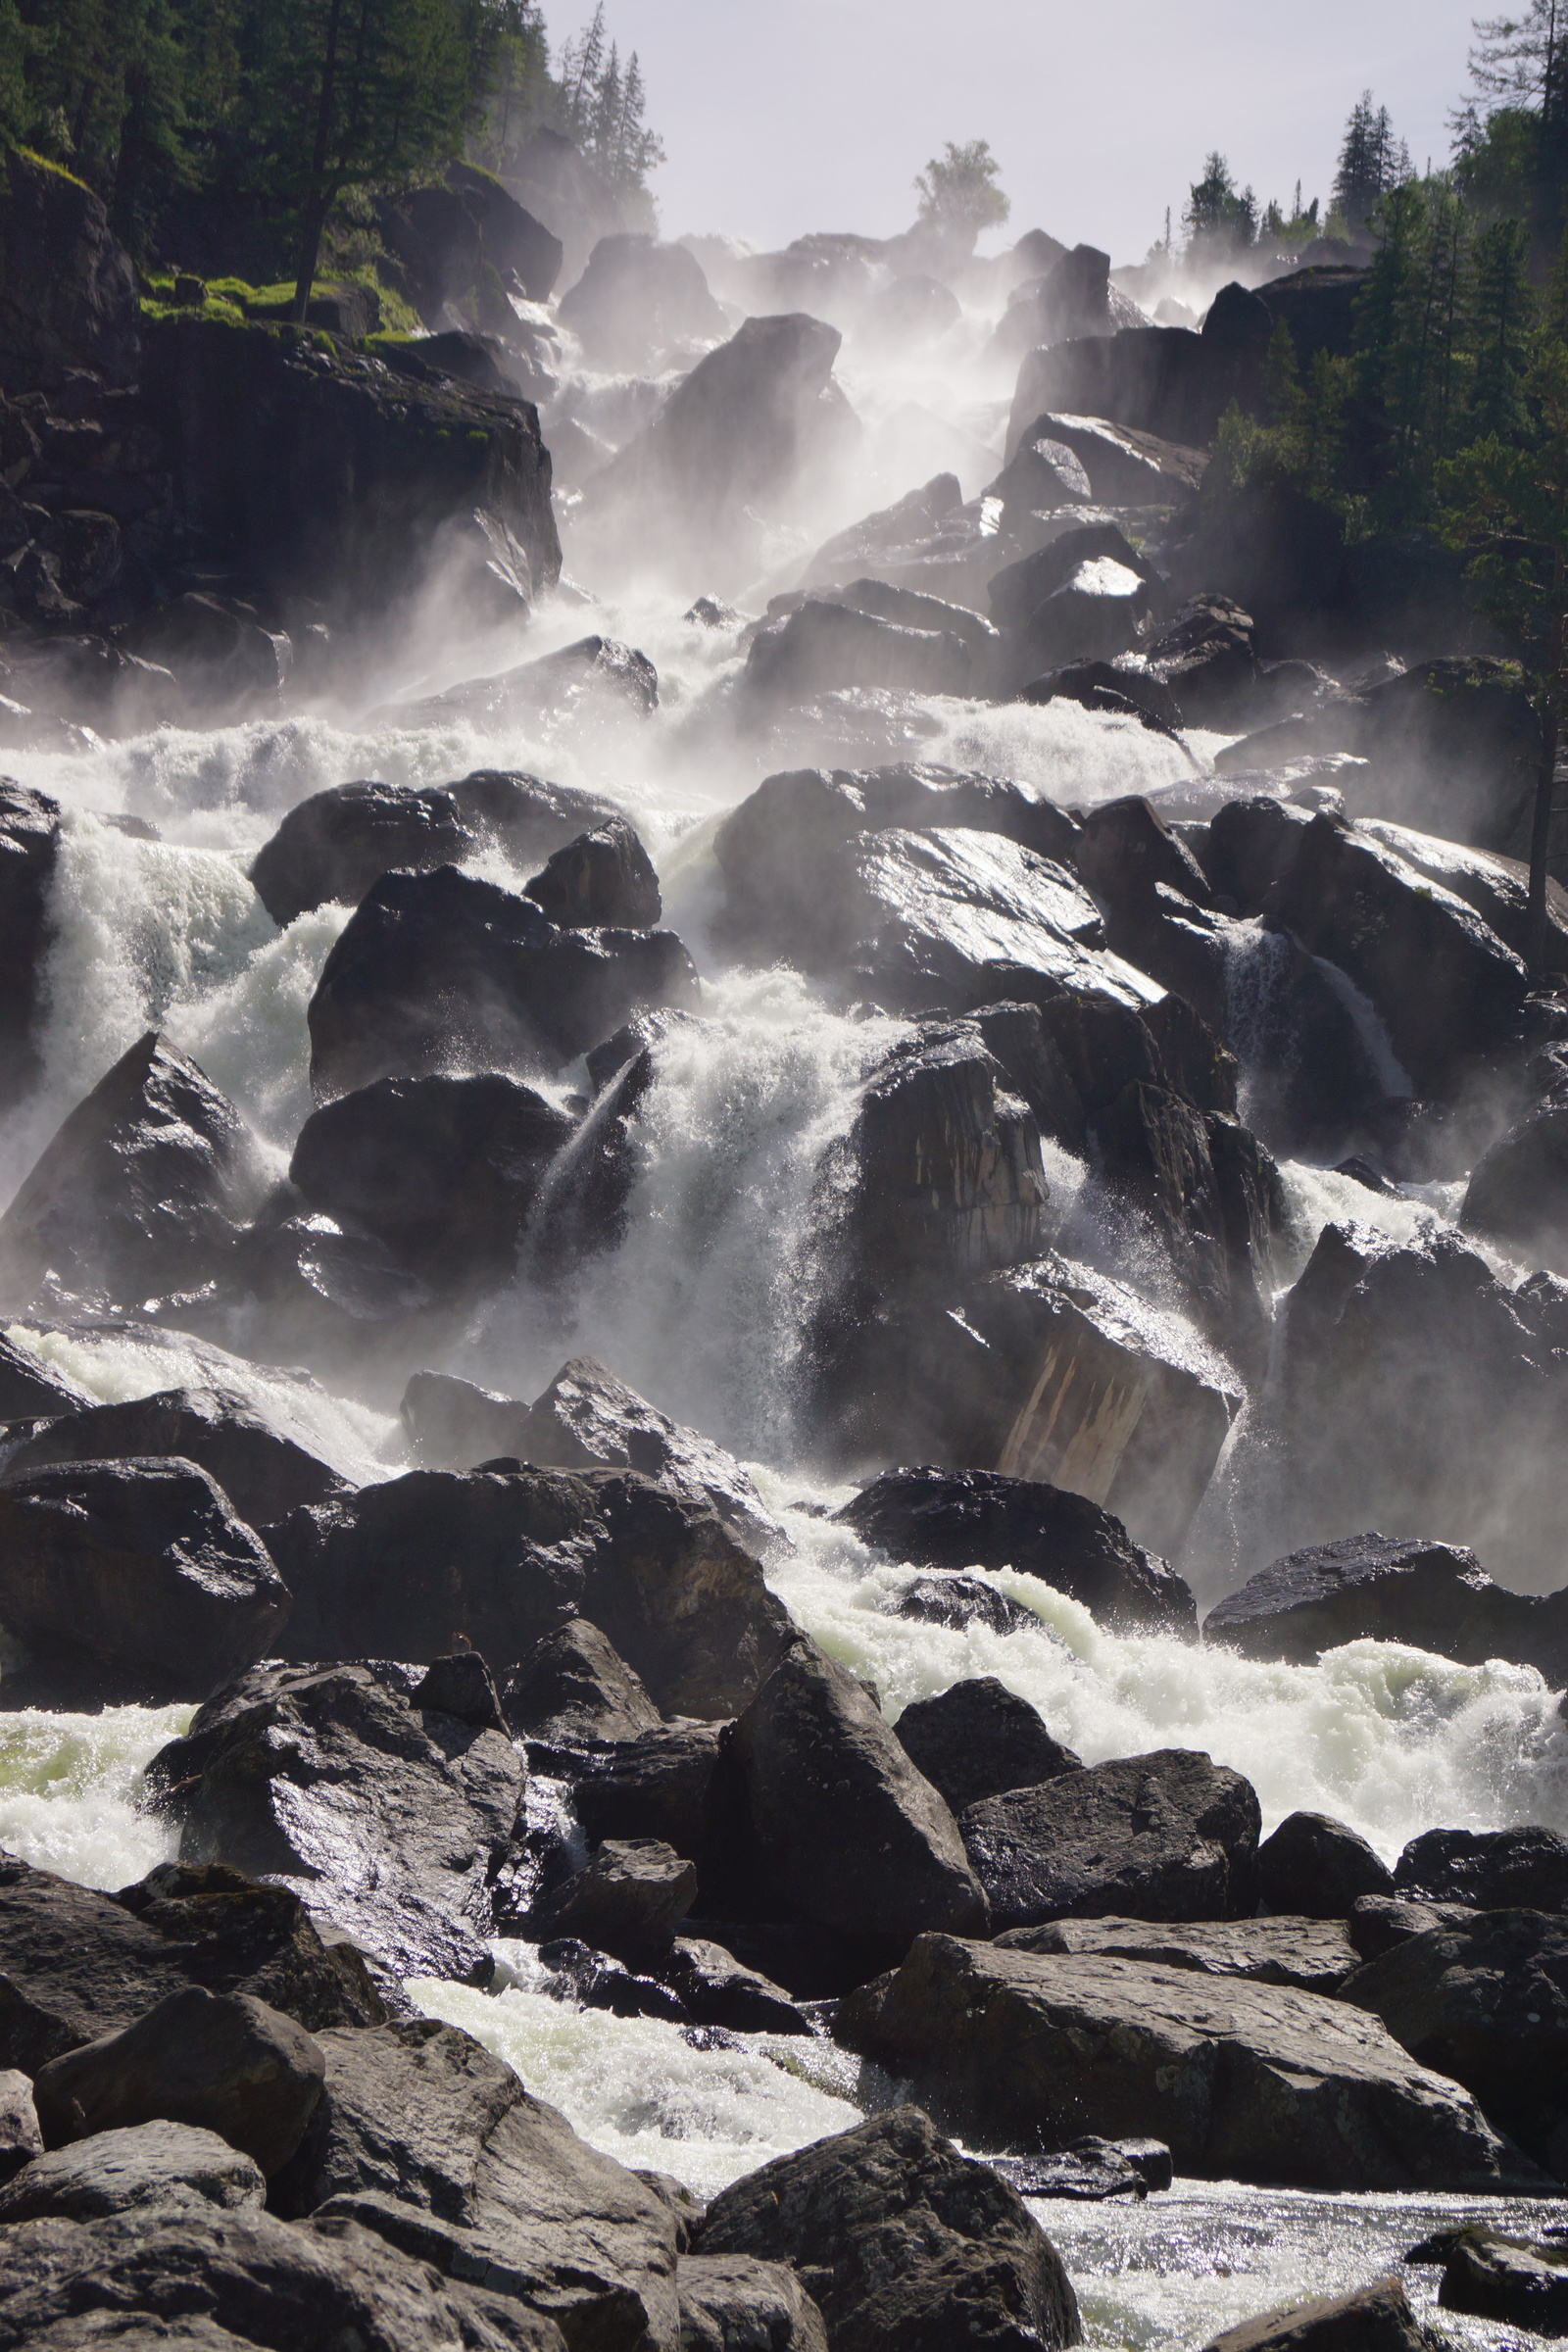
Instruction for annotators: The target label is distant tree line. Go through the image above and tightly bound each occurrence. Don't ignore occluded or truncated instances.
[0,0,663,299]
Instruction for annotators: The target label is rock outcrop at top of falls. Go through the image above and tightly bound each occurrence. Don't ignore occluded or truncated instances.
[249,770,621,928]
[306,861,699,1102]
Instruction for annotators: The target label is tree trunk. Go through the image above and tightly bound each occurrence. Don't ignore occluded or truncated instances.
[1527,547,1566,982]
[294,0,347,322]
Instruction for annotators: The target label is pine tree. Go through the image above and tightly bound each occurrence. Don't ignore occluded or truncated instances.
[1183,152,1257,256]
[1333,90,1406,230]
[1469,215,1538,434]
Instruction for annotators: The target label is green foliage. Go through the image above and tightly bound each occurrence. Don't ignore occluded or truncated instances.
[913,138,1010,240]
[552,4,662,204]
[1184,152,1257,260]
[1333,90,1411,231]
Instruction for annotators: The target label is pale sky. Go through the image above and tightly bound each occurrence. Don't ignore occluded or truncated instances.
[551,0,1483,263]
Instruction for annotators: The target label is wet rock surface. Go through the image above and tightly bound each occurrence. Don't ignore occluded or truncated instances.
[893,1678,1081,1815]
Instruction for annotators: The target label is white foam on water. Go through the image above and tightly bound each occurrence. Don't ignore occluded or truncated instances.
[757,1488,1568,1862]
[408,1964,873,2199]
[0,1703,187,1887]
[165,900,352,1148]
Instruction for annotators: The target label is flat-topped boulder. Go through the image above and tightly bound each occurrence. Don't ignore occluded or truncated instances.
[996,1913,1359,1995]
[841,1935,1546,2190]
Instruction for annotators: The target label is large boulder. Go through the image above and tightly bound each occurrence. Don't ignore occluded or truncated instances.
[267,1467,793,1718]
[727,1645,990,1946]
[998,1914,1359,1996]
[0,1032,270,1305]
[503,1619,663,1747]
[402,1356,777,1546]
[0,1386,345,1531]
[1462,1088,1568,1275]
[377,632,660,733]
[306,864,699,1101]
[838,1468,1197,1636]
[0,1457,290,1701]
[143,312,561,628]
[0,149,139,392]
[849,1253,1239,1559]
[841,1936,1544,2190]
[30,1986,323,2177]
[374,160,563,319]
[959,1748,1261,1932]
[1394,1824,1568,1910]
[0,2119,264,2223]
[678,2256,828,2352]
[1273,1223,1568,1592]
[1000,413,1204,510]
[1267,809,1528,1096]
[0,2199,563,2352]
[893,1680,1081,1815]
[566,1723,728,1855]
[147,1661,526,1984]
[579,313,858,586]
[0,1855,382,2078]
[273,2016,679,2352]
[0,779,60,1112]
[746,600,974,700]
[535,1838,696,1964]
[1338,1910,1568,2178]
[558,233,727,367]
[697,2105,1081,2352]
[1205,1533,1568,1677]
[249,770,619,927]
[1435,2228,1568,2330]
[290,1073,575,1294]
[990,242,1111,355]
[1256,1813,1396,1918]
[525,816,662,930]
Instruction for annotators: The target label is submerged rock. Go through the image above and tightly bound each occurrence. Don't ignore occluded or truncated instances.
[697,2105,1082,2352]
[839,1467,1197,1635]
[841,1936,1545,2191]
[0,1457,290,1701]
[959,1748,1261,1931]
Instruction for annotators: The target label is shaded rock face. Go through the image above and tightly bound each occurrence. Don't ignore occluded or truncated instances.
[840,1936,1543,2192]
[0,2075,41,2186]
[581,313,857,585]
[306,863,700,1102]
[852,1253,1239,1560]
[268,1466,793,1719]
[525,816,662,930]
[1274,1223,1568,1592]
[894,1679,1081,1815]
[290,1073,575,1295]
[677,2254,829,2352]
[729,1645,990,1946]
[143,311,561,628]
[0,1855,383,2079]
[0,1031,270,1305]
[1436,2228,1568,2331]
[1462,1091,1568,1275]
[1394,1825,1568,1911]
[1256,1813,1396,1919]
[698,2105,1082,2352]
[839,1468,1197,1636]
[0,149,139,392]
[746,600,975,701]
[1348,1895,1481,1965]
[535,1838,697,1964]
[374,161,563,321]
[147,1662,526,1984]
[997,1914,1359,1996]
[272,2016,679,2352]
[0,1385,345,1531]
[0,2198,564,2352]
[30,1985,324,2178]
[0,2119,264,2223]
[0,1457,291,1701]
[558,233,727,368]
[1203,1533,1568,1679]
[1200,2276,1432,2352]
[959,1748,1261,1932]
[1339,1910,1568,2178]
[0,779,60,1112]
[504,1619,663,1746]
[249,770,620,928]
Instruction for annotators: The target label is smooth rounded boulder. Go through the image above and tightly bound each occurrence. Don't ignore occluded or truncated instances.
[1256,1811,1395,1918]
[959,1748,1261,1932]
[893,1678,1081,1815]
[0,1456,291,1699]
[31,1986,324,2176]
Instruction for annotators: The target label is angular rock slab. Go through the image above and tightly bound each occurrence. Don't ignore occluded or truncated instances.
[698,2104,1081,2352]
[841,1936,1545,2191]
[274,2018,679,2352]
[0,2120,266,2222]
[959,1748,1261,1932]
[996,1914,1359,1996]
[1438,2229,1568,2332]
[148,1663,524,1984]
[1,1385,347,1531]
[1200,2277,1432,2352]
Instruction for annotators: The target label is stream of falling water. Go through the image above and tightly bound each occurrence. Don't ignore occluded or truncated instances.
[2,582,1565,2342]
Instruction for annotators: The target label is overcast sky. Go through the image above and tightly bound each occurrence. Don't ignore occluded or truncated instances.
[550,0,1484,262]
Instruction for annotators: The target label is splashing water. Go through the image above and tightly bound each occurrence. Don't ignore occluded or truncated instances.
[0,1702,188,1888]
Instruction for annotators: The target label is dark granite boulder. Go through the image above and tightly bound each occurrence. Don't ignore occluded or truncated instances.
[1393,1825,1568,1912]
[1200,2277,1432,2352]
[893,1679,1081,1815]
[0,1386,345,1531]
[524,816,662,930]
[0,779,60,1111]
[1256,1813,1395,1918]
[0,2119,264,2223]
